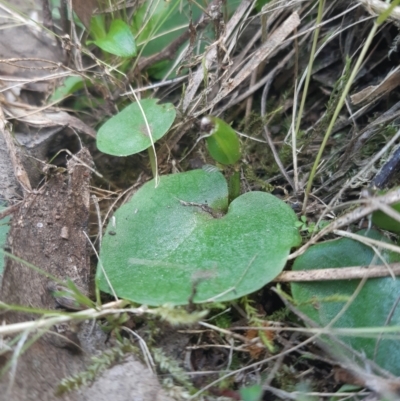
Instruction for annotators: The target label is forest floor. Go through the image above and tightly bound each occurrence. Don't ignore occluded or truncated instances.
[1,1,400,400]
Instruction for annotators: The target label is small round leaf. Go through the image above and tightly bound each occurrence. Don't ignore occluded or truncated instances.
[96,99,176,156]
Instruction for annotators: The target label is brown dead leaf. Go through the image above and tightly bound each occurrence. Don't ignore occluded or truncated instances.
[334,366,400,396]
[245,322,274,359]
[182,0,254,112]
[3,101,96,138]
[72,0,98,30]
[351,66,400,105]
[192,11,300,116]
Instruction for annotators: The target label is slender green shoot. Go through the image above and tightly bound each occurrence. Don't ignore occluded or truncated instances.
[294,0,325,192]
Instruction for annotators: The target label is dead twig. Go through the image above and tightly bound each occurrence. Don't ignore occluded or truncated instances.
[182,0,254,112]
[274,263,400,282]
[194,12,301,116]
[0,203,21,220]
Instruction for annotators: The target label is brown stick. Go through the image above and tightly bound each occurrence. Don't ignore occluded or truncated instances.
[0,203,21,220]
[273,264,400,282]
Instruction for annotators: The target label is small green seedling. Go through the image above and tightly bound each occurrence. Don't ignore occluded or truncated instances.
[200,115,242,201]
[88,19,137,57]
[295,215,316,233]
[200,116,241,165]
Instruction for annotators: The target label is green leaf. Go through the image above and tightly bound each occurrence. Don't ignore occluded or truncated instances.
[228,171,241,202]
[131,0,184,79]
[239,385,263,401]
[201,116,241,165]
[291,230,400,375]
[49,76,85,103]
[372,201,400,234]
[377,0,400,25]
[90,19,136,57]
[96,99,176,156]
[255,0,272,12]
[133,0,199,57]
[89,15,107,40]
[0,202,10,275]
[132,0,241,79]
[96,169,300,306]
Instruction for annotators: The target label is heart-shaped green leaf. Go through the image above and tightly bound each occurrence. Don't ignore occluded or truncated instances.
[90,19,136,57]
[291,230,400,375]
[97,169,300,305]
[96,99,176,156]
